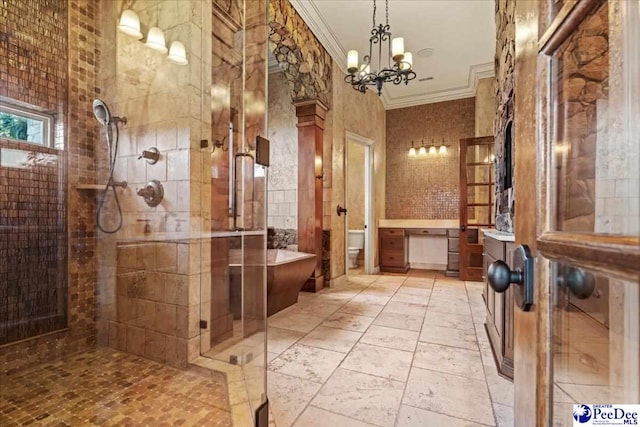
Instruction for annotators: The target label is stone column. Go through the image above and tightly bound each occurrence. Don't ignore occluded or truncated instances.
[295,99,328,292]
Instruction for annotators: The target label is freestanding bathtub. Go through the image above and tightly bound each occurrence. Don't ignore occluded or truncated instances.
[229,249,316,317]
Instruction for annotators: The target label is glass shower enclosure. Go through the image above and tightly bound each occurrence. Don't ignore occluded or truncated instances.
[1,1,268,425]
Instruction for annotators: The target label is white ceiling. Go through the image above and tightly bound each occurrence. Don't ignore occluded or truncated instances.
[289,0,496,109]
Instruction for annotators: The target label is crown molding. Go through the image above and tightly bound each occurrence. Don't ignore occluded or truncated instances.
[288,0,495,110]
[384,62,495,109]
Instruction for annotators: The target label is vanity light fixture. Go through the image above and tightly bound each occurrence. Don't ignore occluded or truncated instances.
[418,140,427,156]
[428,139,437,155]
[439,137,447,154]
[146,27,168,53]
[168,41,189,65]
[408,140,417,157]
[118,9,143,39]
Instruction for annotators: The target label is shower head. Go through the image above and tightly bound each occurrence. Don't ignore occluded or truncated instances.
[92,99,127,126]
[93,99,111,126]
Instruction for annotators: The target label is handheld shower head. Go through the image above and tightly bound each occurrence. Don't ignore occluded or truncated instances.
[92,99,127,126]
[93,99,111,126]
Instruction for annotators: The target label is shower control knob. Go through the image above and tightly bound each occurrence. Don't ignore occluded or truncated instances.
[138,147,160,164]
[137,180,164,208]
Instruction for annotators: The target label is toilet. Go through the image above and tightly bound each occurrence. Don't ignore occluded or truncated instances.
[347,230,365,268]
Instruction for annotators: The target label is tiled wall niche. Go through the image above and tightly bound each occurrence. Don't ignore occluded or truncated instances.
[385,98,475,220]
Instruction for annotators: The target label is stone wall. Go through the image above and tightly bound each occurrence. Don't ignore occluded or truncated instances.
[558,3,609,232]
[268,0,332,106]
[385,98,476,220]
[494,0,515,232]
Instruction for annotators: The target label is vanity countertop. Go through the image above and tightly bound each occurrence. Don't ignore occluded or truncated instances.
[379,219,459,229]
[481,228,516,242]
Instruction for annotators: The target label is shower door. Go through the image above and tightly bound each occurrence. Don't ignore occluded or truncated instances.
[197,0,269,425]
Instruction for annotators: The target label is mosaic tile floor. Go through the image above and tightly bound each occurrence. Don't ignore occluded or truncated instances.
[0,348,233,427]
[265,270,516,427]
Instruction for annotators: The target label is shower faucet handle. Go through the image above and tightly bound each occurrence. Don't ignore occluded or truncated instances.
[136,180,164,207]
[138,147,160,164]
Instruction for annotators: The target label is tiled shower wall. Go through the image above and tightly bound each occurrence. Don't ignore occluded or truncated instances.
[95,0,214,366]
[267,72,297,230]
[0,0,100,373]
[0,0,68,346]
[385,98,475,220]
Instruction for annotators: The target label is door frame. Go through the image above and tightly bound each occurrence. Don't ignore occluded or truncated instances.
[344,131,376,276]
[514,1,640,425]
[459,136,495,281]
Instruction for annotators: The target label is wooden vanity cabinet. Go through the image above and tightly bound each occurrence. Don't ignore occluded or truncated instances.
[484,235,515,380]
[379,228,409,273]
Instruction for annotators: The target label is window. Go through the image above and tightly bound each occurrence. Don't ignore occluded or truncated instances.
[0,103,53,147]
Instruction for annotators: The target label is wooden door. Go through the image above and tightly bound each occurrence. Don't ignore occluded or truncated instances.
[459,136,494,281]
[511,1,640,425]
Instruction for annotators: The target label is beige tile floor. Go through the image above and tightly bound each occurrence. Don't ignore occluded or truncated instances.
[266,270,515,427]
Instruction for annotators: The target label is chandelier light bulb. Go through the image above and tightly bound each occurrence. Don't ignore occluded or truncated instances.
[392,37,405,62]
[146,27,168,53]
[168,41,188,65]
[347,50,359,74]
[402,52,413,71]
[118,9,143,39]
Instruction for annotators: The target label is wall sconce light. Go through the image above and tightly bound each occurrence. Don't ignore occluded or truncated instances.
[315,156,324,180]
[428,139,437,155]
[439,139,447,154]
[146,27,168,53]
[408,140,417,157]
[418,139,427,156]
[118,9,188,65]
[118,9,143,39]
[168,41,189,65]
[211,136,229,153]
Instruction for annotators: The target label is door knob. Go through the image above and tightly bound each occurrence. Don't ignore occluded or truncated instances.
[557,265,596,299]
[337,205,347,216]
[487,244,534,311]
[487,261,523,292]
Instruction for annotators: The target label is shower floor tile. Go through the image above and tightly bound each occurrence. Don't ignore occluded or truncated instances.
[0,347,233,427]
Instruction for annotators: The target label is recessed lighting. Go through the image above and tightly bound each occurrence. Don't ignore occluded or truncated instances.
[417,48,434,58]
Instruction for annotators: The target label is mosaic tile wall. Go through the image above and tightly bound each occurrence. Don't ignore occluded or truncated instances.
[0,0,68,345]
[0,0,100,373]
[385,98,475,220]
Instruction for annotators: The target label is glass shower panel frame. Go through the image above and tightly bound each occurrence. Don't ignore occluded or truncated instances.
[200,0,268,424]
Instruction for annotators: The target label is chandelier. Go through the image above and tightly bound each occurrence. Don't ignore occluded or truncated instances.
[344,0,416,96]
